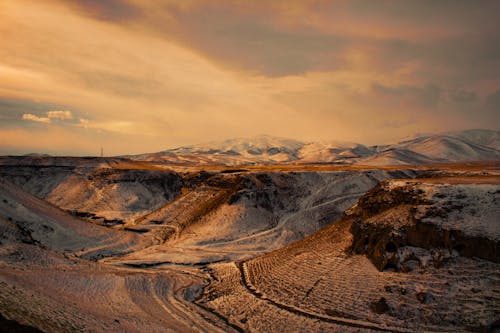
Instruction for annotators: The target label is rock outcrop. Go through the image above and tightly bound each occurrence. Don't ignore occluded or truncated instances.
[349,180,500,271]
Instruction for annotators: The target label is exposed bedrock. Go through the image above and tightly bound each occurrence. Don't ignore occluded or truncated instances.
[350,181,500,271]
[0,166,184,222]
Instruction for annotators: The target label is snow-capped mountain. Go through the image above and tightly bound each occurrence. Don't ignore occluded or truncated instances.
[132,135,304,165]
[297,141,374,163]
[169,135,304,155]
[360,129,500,165]
[446,129,500,150]
[129,129,500,166]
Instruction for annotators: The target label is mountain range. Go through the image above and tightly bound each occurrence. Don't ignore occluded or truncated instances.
[129,129,500,166]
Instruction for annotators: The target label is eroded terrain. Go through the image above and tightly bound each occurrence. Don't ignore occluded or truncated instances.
[0,156,498,332]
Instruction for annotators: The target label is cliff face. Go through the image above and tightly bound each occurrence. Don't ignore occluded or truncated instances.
[0,159,407,263]
[349,180,500,271]
[0,165,184,223]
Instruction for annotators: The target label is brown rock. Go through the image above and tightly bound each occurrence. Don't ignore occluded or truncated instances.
[370,297,389,314]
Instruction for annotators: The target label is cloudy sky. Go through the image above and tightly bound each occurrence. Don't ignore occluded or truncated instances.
[1,0,499,155]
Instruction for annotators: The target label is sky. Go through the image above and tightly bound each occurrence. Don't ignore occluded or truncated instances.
[0,0,499,156]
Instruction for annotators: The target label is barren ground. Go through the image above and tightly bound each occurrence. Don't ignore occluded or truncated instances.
[0,157,498,332]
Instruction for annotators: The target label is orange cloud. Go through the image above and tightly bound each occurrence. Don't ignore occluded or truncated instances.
[22,113,51,123]
[47,110,73,120]
[0,0,498,155]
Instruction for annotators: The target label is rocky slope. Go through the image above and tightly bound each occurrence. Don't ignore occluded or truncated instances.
[350,180,500,270]
[200,176,500,332]
[1,156,499,332]
[114,169,412,266]
[0,163,183,224]
[0,176,236,333]
[0,157,414,264]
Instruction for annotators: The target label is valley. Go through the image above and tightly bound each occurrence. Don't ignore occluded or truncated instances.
[0,149,498,332]
[2,0,499,330]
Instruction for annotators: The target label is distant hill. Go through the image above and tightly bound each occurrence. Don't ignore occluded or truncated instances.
[128,129,500,166]
[360,129,500,165]
[445,128,500,150]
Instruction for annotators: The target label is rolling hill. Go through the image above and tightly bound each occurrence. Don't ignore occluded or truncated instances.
[128,129,500,166]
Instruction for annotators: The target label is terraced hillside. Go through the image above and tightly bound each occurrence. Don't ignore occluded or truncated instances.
[199,176,500,332]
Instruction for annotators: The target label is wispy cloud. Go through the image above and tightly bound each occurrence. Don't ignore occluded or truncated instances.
[47,110,73,120]
[22,113,51,123]
[22,110,74,123]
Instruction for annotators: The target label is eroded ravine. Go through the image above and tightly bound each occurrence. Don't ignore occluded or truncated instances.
[197,176,499,332]
[2,158,498,332]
